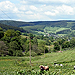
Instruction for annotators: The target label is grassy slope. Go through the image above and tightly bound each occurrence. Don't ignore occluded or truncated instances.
[0,49,75,74]
[67,22,75,28]
[45,26,70,34]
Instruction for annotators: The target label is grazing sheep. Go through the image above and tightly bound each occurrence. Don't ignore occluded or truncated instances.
[59,64,63,67]
[54,63,59,66]
[54,63,63,67]
[39,65,49,71]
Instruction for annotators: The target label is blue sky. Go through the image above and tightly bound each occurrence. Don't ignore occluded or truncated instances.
[0,0,75,22]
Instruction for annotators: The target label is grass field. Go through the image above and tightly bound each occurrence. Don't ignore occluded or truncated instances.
[67,22,75,28]
[1,49,75,74]
[45,26,71,34]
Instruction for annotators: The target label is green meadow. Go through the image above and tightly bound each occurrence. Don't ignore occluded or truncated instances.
[45,26,71,34]
[0,49,75,74]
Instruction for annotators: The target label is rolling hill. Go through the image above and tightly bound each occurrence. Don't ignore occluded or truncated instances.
[0,21,28,33]
[0,20,75,36]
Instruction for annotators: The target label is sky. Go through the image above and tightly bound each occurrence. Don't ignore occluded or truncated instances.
[0,0,75,22]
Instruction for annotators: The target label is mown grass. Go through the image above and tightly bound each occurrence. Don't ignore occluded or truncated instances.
[0,49,75,74]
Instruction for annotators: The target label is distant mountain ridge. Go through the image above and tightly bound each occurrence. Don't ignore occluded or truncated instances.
[0,20,75,27]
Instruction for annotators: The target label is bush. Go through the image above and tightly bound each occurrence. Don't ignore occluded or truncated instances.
[16,50,23,56]
[31,51,37,57]
[0,53,2,56]
[53,45,60,52]
[9,50,24,56]
[8,49,13,56]
[26,51,37,57]
[45,47,48,53]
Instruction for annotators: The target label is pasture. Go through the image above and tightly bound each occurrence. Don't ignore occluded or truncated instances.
[0,49,75,74]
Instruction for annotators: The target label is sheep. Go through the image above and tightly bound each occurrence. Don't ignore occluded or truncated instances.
[39,65,49,71]
[54,63,63,67]
[59,64,63,67]
[54,63,59,66]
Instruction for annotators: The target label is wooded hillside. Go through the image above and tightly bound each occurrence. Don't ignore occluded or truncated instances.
[0,20,75,36]
[0,23,28,32]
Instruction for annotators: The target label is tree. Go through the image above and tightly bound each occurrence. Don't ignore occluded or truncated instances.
[46,38,51,45]
[38,41,46,56]
[4,29,21,38]
[70,38,75,48]
[29,33,33,40]
[62,41,70,48]
[58,39,62,51]
[15,30,21,36]
[1,36,11,43]
[32,44,38,53]
[57,38,65,51]
[4,29,15,38]
[11,36,21,42]
[0,27,4,39]
[24,40,30,53]
[41,35,44,40]
[9,41,20,50]
[49,36,54,42]
[9,40,23,56]
[0,41,8,56]
[33,37,38,45]
[53,41,60,52]
[21,37,27,45]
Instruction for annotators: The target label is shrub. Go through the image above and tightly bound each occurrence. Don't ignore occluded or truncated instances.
[16,50,23,56]
[45,47,48,53]
[26,51,37,57]
[8,49,13,56]
[31,51,37,57]
[0,53,2,56]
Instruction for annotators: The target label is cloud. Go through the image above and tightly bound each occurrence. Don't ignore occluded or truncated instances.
[38,0,75,4]
[44,4,74,17]
[0,0,75,21]
[19,0,75,8]
[0,1,19,14]
[0,1,13,10]
[56,5,74,15]
[25,13,52,21]
[30,5,37,10]
[20,0,27,4]
[45,11,56,16]
[0,1,20,19]
[25,11,33,14]
[19,5,26,11]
